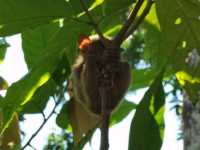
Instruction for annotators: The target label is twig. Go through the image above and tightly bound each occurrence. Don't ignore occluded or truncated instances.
[114,0,145,46]
[123,0,154,40]
[32,100,46,119]
[79,0,107,46]
[28,143,37,150]
[21,98,61,150]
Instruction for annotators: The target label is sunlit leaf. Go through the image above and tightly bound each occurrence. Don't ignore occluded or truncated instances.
[176,71,200,86]
[1,47,63,134]
[176,70,200,104]
[21,79,57,114]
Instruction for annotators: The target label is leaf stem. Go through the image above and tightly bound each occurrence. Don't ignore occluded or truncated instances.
[79,0,108,46]
[99,87,110,150]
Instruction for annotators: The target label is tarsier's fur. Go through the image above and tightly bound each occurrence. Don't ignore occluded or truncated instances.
[71,37,131,115]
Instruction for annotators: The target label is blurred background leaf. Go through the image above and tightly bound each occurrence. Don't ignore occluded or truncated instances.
[0,38,9,64]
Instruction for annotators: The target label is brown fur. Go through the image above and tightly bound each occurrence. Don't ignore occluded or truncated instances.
[71,38,131,115]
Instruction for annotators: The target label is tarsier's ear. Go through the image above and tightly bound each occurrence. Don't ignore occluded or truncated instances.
[78,35,92,50]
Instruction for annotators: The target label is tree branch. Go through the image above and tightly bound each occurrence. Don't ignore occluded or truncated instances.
[28,143,37,150]
[123,0,154,40]
[114,0,145,46]
[79,0,107,46]
[99,87,110,150]
[32,100,46,119]
[100,114,110,150]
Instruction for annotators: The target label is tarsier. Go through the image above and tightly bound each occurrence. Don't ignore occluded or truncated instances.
[70,35,131,149]
[69,0,153,149]
[72,36,131,115]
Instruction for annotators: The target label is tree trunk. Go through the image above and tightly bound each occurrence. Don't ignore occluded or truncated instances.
[183,91,200,150]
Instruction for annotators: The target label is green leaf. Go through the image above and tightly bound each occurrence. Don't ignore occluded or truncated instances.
[155,0,200,76]
[0,0,99,36]
[176,70,200,104]
[110,100,137,126]
[56,101,70,129]
[1,46,63,134]
[21,79,57,114]
[22,22,61,69]
[128,69,165,150]
[129,108,161,150]
[143,22,162,68]
[22,20,92,69]
[0,38,9,64]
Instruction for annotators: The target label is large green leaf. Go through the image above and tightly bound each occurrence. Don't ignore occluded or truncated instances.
[141,0,200,82]
[128,69,165,150]
[22,23,61,69]
[22,20,92,69]
[0,0,134,37]
[21,22,72,115]
[154,0,200,76]
[1,46,63,134]
[0,0,102,36]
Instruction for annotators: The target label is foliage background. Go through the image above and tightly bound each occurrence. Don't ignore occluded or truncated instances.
[0,0,200,149]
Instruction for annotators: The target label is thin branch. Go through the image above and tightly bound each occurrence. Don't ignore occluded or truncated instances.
[32,100,46,119]
[123,0,154,40]
[114,0,145,46]
[21,97,62,150]
[21,85,67,150]
[79,0,107,46]
[28,143,37,150]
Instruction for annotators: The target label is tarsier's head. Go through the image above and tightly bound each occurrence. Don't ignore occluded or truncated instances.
[78,35,106,59]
